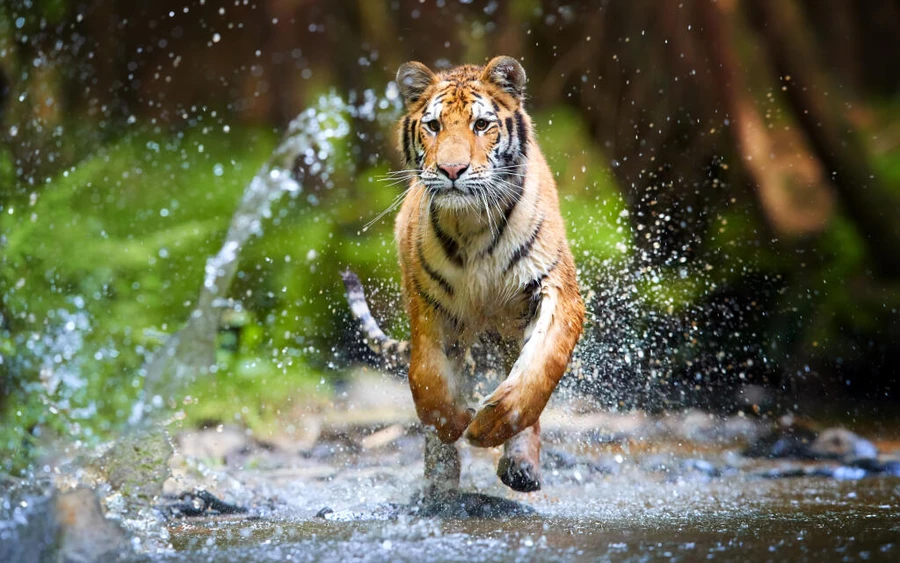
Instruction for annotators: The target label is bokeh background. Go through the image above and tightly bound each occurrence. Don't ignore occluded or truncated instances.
[2,0,899,472]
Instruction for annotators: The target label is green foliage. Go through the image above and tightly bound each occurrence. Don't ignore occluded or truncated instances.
[535,107,631,263]
[0,125,291,471]
[0,106,413,471]
[184,352,323,435]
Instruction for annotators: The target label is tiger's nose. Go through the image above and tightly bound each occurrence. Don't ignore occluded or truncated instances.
[438,163,469,180]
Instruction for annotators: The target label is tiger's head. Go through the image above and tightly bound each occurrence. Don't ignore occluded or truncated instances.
[396,56,530,211]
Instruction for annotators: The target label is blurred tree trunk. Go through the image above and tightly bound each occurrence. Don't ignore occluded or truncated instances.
[530,1,727,266]
[747,0,900,277]
[698,0,834,236]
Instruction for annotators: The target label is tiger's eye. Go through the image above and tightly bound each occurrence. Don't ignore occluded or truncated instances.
[474,119,489,132]
[426,120,440,132]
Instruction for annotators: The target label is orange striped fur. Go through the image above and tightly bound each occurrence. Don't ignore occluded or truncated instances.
[360,57,584,492]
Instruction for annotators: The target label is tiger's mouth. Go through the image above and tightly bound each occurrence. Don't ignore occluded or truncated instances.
[428,185,471,205]
[430,183,468,194]
[426,184,479,211]
[423,175,473,195]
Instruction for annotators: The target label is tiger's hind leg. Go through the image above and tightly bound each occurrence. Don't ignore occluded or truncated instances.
[407,309,474,444]
[497,421,542,492]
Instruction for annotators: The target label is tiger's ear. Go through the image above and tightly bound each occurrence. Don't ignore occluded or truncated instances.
[481,56,527,100]
[397,62,436,107]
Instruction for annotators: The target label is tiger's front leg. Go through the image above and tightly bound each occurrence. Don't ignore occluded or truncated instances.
[407,302,474,445]
[409,310,473,493]
[465,277,584,449]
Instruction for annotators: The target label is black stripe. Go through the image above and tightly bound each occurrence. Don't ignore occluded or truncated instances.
[502,117,516,164]
[430,202,463,266]
[523,254,560,296]
[521,254,561,323]
[413,277,461,328]
[402,116,414,165]
[514,111,528,158]
[505,216,545,274]
[417,242,455,296]
[494,97,511,112]
[412,119,423,166]
[492,101,500,114]
[485,193,520,256]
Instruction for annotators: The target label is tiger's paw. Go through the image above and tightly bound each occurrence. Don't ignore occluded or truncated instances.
[497,455,542,493]
[464,386,526,448]
[428,407,475,444]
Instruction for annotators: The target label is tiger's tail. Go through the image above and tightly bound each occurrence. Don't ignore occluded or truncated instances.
[340,269,410,370]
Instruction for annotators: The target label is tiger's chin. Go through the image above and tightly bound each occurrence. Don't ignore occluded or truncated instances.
[428,187,478,212]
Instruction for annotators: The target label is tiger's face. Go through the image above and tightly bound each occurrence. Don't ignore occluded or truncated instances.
[397,57,529,211]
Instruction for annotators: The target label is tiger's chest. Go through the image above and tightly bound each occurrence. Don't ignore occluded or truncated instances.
[437,247,539,336]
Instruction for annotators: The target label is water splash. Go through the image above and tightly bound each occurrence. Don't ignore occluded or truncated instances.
[131,88,399,425]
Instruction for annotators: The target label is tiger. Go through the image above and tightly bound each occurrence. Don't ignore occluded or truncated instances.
[343,56,584,493]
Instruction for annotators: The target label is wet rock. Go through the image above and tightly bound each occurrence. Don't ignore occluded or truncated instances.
[744,423,879,461]
[55,488,131,562]
[810,466,869,480]
[743,423,819,459]
[809,428,878,460]
[644,456,728,482]
[99,427,173,503]
[757,466,810,479]
[759,464,871,480]
[588,454,622,475]
[315,490,535,521]
[303,436,360,460]
[756,456,900,480]
[159,489,249,519]
[642,454,675,473]
[542,448,618,476]
[664,409,719,442]
[408,489,535,519]
[848,457,900,477]
[719,415,767,443]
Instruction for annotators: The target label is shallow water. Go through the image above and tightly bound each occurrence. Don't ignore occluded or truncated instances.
[4,405,900,562]
[159,476,899,563]
[143,408,900,563]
